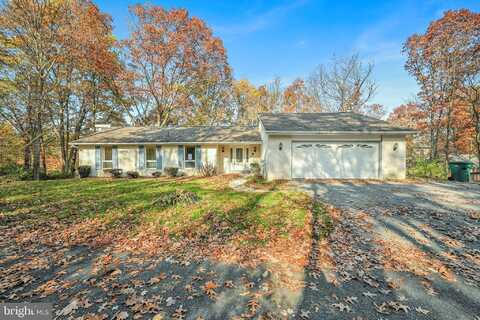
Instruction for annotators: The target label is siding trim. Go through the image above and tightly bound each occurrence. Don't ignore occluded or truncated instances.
[138,145,145,170]
[95,146,101,172]
[112,146,118,169]
[156,145,162,170]
[195,145,201,169]
[178,145,184,168]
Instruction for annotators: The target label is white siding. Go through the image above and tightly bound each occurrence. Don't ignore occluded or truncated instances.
[381,136,406,179]
[118,146,137,172]
[78,146,96,176]
[162,145,178,168]
[202,145,218,166]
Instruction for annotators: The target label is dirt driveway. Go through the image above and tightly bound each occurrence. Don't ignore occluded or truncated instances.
[295,180,480,320]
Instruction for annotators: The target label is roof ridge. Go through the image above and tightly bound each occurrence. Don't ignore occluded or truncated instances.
[80,126,122,138]
[259,111,357,115]
[119,125,257,129]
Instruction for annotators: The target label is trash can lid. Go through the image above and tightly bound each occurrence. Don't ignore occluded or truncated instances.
[449,160,474,165]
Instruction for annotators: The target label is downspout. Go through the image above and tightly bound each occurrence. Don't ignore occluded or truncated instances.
[379,135,383,179]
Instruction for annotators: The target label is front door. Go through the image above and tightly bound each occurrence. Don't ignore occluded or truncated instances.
[232,147,244,171]
[224,146,248,172]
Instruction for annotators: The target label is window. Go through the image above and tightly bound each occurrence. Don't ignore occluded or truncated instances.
[146,146,156,169]
[357,144,373,149]
[103,146,112,169]
[235,148,243,163]
[246,148,249,162]
[296,144,312,149]
[184,146,195,168]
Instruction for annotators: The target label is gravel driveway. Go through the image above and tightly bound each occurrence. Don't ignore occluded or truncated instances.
[295,180,480,320]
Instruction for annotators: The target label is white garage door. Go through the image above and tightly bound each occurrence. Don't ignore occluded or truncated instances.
[292,142,379,179]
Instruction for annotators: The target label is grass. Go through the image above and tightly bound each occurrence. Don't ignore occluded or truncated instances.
[0,176,312,250]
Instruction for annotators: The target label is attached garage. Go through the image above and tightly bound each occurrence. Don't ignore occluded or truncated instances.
[259,112,415,180]
[291,141,379,179]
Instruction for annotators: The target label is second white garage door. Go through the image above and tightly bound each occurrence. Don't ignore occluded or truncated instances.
[292,142,379,179]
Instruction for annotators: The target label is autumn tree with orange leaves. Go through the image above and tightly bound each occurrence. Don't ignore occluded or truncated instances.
[0,0,122,177]
[403,9,480,163]
[119,4,232,127]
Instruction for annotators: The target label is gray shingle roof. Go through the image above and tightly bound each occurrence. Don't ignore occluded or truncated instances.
[72,126,261,144]
[259,112,415,133]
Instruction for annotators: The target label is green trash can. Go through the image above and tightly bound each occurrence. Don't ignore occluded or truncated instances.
[448,161,474,182]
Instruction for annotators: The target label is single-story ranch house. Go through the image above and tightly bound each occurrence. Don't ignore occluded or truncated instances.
[72,112,415,180]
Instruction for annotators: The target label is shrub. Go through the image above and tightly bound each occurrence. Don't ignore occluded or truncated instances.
[104,168,123,178]
[0,163,23,176]
[126,171,139,178]
[152,171,162,178]
[18,168,34,180]
[164,167,179,177]
[46,170,73,180]
[152,190,199,207]
[250,162,261,177]
[78,165,91,178]
[408,157,447,180]
[198,163,216,177]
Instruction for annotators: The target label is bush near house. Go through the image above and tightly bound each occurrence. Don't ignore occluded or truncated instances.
[198,163,216,177]
[104,168,123,178]
[164,167,179,177]
[250,162,261,177]
[408,157,448,180]
[126,171,139,178]
[78,165,91,178]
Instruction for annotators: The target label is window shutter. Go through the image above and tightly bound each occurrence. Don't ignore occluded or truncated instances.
[95,146,101,172]
[112,146,118,169]
[156,145,162,170]
[138,145,145,170]
[195,145,202,169]
[178,145,184,168]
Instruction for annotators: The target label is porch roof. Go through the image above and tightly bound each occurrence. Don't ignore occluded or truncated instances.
[71,126,262,145]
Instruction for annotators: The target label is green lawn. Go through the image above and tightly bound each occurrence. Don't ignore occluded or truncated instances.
[0,176,314,251]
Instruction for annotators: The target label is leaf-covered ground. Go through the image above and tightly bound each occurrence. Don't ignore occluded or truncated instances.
[1,176,479,319]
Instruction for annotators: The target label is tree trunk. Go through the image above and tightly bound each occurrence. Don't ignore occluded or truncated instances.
[472,102,480,165]
[23,144,31,170]
[41,138,47,175]
[444,104,452,163]
[32,139,41,180]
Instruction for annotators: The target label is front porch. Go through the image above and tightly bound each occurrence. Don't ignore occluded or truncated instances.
[216,144,261,174]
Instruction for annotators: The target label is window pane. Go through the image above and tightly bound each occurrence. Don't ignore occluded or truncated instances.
[146,161,156,169]
[246,148,249,162]
[236,148,243,162]
[104,147,112,161]
[185,146,195,161]
[185,161,195,169]
[103,161,112,169]
[146,147,156,161]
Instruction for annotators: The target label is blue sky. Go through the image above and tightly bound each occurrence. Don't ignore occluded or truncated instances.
[96,0,480,113]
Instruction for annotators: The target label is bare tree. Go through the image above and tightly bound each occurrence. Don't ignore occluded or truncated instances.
[307,54,377,113]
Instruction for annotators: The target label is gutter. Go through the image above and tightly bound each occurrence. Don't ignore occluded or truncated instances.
[70,141,263,146]
[264,130,418,135]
